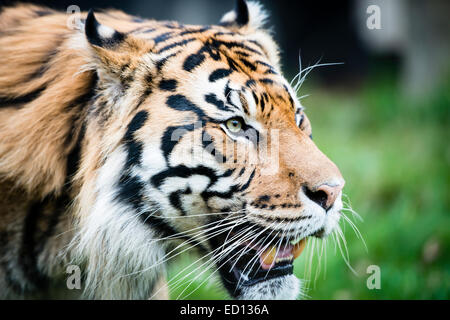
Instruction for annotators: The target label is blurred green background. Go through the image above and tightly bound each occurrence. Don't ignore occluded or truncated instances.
[166,67,450,300]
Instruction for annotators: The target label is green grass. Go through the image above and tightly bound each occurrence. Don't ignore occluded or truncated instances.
[166,72,450,300]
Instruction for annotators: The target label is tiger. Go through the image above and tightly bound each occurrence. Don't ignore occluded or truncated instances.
[0,0,345,300]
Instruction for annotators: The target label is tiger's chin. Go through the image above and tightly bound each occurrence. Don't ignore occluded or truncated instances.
[217,253,301,299]
[213,236,307,300]
[237,275,301,300]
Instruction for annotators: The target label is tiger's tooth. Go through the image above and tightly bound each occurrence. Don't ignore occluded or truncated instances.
[261,246,277,266]
[262,240,306,266]
[275,256,293,263]
[292,238,307,260]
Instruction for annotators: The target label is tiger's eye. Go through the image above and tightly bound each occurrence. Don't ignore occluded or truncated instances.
[226,118,243,133]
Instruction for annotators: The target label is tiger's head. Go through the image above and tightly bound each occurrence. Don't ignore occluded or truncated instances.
[73,0,344,299]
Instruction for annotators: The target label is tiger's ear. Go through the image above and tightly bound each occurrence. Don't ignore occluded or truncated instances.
[84,10,152,82]
[85,9,124,48]
[220,0,268,30]
[220,1,280,67]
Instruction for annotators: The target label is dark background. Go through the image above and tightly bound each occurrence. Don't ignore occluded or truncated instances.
[2,0,449,97]
[0,0,400,88]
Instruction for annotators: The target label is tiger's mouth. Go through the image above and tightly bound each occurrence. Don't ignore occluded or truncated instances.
[214,236,307,296]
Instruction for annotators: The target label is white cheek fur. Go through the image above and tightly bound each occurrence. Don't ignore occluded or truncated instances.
[71,148,167,299]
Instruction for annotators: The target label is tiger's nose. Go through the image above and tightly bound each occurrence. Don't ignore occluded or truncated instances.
[304,181,345,211]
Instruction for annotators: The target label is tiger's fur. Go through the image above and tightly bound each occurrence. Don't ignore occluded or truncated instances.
[0,1,345,299]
